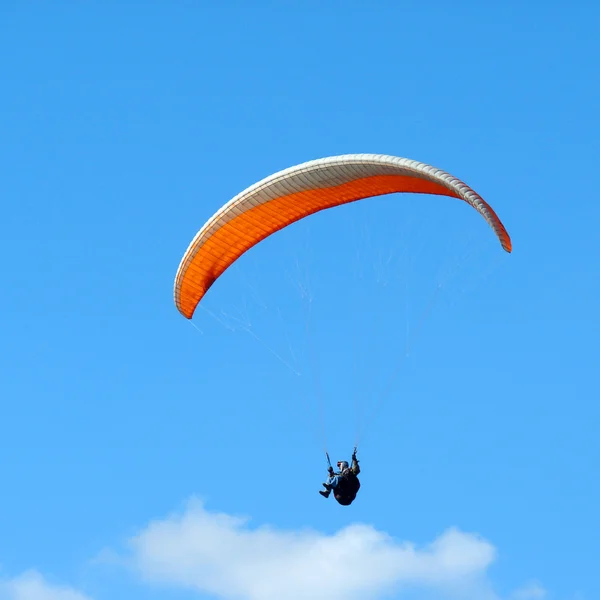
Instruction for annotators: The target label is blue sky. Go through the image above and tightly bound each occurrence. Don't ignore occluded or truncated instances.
[1,2,598,599]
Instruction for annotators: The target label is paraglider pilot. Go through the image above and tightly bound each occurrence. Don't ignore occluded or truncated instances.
[320,449,360,506]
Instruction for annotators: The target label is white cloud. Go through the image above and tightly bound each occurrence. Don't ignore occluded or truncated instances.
[0,501,550,600]
[118,497,504,600]
[0,571,91,600]
[511,582,547,600]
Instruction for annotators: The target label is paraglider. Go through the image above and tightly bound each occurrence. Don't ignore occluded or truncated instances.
[320,449,361,506]
[173,153,512,506]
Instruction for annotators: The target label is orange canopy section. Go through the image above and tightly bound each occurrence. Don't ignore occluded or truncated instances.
[174,154,512,319]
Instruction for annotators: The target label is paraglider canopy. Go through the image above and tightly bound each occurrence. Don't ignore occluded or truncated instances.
[174,154,511,319]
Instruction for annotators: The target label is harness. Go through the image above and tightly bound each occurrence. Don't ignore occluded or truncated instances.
[333,468,361,505]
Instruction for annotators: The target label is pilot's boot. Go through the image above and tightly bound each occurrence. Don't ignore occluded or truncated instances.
[320,482,333,497]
